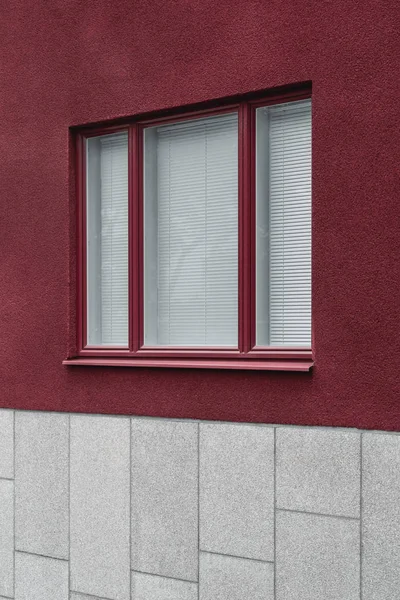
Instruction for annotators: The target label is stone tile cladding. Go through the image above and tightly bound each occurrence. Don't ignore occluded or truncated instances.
[0,408,398,600]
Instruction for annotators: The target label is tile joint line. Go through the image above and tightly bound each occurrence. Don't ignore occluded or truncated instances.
[70,591,116,600]
[276,507,360,521]
[14,549,69,562]
[200,549,274,564]
[131,569,198,585]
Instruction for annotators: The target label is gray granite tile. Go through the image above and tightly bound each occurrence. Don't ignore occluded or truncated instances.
[131,572,198,600]
[15,411,69,559]
[0,480,14,597]
[200,552,274,600]
[131,419,198,581]
[276,427,360,517]
[276,510,359,600]
[0,410,14,479]
[70,415,130,600]
[362,433,400,599]
[15,552,68,600]
[200,423,274,560]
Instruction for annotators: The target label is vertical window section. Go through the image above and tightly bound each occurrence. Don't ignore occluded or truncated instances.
[144,114,238,347]
[256,99,312,346]
[86,132,129,346]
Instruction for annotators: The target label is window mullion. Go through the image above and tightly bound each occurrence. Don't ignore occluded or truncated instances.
[238,102,255,353]
[129,124,142,353]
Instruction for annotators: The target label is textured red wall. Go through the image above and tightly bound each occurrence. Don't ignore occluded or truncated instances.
[1,0,400,429]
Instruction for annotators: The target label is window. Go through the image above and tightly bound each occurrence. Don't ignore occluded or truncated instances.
[68,91,312,370]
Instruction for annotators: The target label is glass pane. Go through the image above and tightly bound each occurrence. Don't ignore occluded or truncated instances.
[86,132,129,346]
[256,99,312,346]
[144,113,238,347]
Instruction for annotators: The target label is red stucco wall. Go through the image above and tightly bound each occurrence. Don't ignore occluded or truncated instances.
[1,0,400,429]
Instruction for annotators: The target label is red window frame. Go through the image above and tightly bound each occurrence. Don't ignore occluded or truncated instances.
[65,89,313,371]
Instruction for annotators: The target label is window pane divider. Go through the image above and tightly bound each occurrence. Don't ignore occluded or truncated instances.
[129,124,142,353]
[238,102,255,353]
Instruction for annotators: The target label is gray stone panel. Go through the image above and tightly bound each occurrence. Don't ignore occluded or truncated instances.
[131,419,198,582]
[0,480,14,598]
[276,427,360,517]
[362,433,400,599]
[0,410,14,479]
[199,552,274,600]
[131,572,198,600]
[200,423,274,560]
[15,411,69,559]
[276,510,360,600]
[70,415,131,600]
[15,552,68,600]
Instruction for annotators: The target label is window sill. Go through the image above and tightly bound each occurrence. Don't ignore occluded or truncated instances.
[63,357,313,371]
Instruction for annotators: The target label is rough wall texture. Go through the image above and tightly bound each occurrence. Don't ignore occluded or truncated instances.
[0,1,400,428]
[1,408,400,599]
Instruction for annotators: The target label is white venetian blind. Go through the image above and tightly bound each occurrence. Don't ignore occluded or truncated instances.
[86,132,129,346]
[256,99,311,346]
[144,113,238,346]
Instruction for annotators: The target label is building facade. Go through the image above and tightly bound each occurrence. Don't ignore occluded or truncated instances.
[1,1,400,598]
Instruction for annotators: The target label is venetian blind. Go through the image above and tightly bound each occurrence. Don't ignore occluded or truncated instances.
[86,132,129,346]
[144,114,238,346]
[256,99,312,346]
